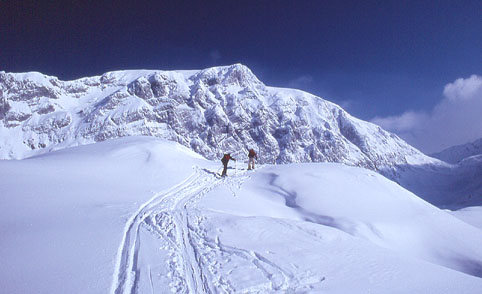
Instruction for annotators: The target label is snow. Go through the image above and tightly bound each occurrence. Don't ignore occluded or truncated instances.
[0,137,207,294]
[199,164,482,277]
[0,65,437,171]
[387,155,482,209]
[431,137,482,164]
[1,137,481,293]
[7,65,479,214]
[8,100,31,113]
[449,206,482,230]
[8,71,56,87]
[1,64,481,292]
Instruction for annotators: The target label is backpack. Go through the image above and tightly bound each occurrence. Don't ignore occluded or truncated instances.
[249,149,256,158]
[221,154,230,164]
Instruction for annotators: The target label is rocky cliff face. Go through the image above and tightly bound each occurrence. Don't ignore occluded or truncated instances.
[0,64,433,170]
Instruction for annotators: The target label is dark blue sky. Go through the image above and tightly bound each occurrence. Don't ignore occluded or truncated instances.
[1,0,481,121]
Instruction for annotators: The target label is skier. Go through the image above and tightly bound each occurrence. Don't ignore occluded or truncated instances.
[247,148,257,170]
[221,153,236,177]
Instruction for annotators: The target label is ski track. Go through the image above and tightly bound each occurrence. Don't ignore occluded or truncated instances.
[110,166,316,294]
[188,221,324,294]
[112,166,280,294]
[111,169,202,294]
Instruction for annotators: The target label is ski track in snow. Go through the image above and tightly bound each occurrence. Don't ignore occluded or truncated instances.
[112,166,295,294]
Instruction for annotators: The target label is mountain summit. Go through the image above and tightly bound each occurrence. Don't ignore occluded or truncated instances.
[0,64,433,171]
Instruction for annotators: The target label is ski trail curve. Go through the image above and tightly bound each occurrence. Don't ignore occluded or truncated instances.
[111,169,203,294]
[111,167,228,294]
[110,164,325,293]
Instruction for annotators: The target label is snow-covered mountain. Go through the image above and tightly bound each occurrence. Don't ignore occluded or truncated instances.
[4,64,480,209]
[0,64,433,171]
[382,138,482,209]
[1,65,481,292]
[431,137,482,164]
[385,154,482,209]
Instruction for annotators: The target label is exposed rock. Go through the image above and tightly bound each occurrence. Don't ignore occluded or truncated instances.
[0,65,433,172]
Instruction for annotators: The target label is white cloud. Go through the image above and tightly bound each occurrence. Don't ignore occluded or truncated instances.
[372,111,428,133]
[443,74,482,102]
[371,75,482,154]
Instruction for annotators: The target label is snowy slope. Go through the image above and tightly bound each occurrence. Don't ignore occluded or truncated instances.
[1,137,482,293]
[449,206,482,230]
[0,137,208,294]
[0,65,434,172]
[2,65,480,212]
[431,137,482,164]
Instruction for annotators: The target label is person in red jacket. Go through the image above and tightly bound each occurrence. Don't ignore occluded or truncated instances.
[221,153,236,177]
[247,148,257,170]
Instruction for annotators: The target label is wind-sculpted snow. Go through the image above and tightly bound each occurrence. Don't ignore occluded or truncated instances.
[0,65,433,172]
[2,137,482,293]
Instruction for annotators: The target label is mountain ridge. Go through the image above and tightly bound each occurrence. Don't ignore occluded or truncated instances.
[431,137,482,164]
[0,64,434,172]
[2,64,481,209]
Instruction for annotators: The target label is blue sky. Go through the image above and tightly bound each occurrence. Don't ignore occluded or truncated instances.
[1,1,481,152]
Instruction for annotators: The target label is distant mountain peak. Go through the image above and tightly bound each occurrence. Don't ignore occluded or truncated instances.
[0,64,434,172]
[431,138,482,164]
